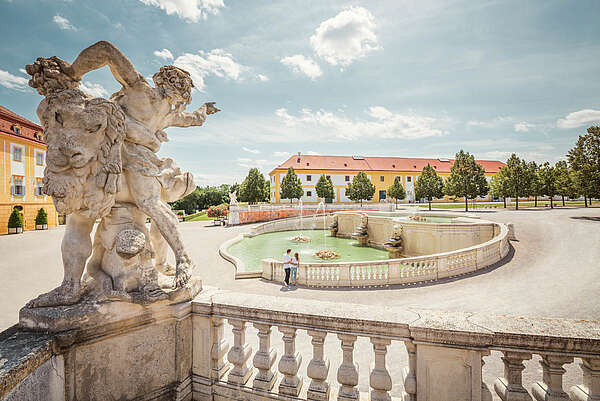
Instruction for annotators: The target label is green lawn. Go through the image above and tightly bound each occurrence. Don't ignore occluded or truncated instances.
[183,212,213,221]
[424,200,587,210]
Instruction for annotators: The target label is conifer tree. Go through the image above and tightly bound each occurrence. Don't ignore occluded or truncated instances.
[387,176,406,208]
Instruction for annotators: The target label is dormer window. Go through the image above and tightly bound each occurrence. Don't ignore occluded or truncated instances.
[306,162,309,166]
[392,164,395,168]
[11,125,21,135]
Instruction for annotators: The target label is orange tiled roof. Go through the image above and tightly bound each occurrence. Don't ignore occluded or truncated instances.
[0,105,41,130]
[271,155,506,174]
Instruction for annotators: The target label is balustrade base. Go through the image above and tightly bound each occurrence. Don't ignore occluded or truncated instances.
[532,382,570,401]
[279,377,303,397]
[494,378,532,401]
[253,371,277,392]
[338,387,359,401]
[307,382,330,401]
[569,384,600,401]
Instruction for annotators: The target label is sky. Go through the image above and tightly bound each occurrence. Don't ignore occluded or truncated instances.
[1,0,600,186]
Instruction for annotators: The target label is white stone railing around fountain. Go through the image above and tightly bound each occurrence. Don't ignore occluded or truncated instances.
[191,287,600,401]
[261,222,509,287]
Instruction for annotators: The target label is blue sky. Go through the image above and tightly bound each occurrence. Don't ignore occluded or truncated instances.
[1,0,600,185]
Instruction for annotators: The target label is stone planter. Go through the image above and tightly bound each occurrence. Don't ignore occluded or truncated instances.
[36,224,48,230]
[8,227,23,234]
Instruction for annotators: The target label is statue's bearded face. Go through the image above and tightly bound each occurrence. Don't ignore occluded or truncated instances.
[38,90,125,217]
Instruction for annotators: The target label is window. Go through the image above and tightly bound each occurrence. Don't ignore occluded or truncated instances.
[12,125,21,135]
[307,175,312,182]
[345,175,350,182]
[13,147,22,162]
[12,176,25,196]
[35,178,44,196]
[380,176,385,182]
[307,191,312,197]
[407,176,411,182]
[36,152,44,166]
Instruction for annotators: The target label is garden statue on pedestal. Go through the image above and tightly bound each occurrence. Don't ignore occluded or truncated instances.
[20,42,218,328]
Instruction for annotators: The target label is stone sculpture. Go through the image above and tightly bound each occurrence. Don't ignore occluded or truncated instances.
[229,191,237,205]
[22,41,217,311]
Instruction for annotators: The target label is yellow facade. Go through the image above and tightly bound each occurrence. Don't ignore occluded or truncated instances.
[0,111,58,234]
[269,169,498,204]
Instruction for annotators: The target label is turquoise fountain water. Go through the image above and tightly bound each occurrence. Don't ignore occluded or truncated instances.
[227,230,389,273]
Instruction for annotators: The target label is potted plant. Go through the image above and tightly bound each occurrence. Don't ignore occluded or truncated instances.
[35,207,48,230]
[176,210,185,222]
[8,208,23,234]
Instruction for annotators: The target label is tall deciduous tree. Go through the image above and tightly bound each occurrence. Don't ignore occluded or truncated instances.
[414,164,444,210]
[489,166,511,208]
[315,174,335,204]
[554,160,574,206]
[568,127,600,206]
[537,162,556,208]
[280,167,304,204]
[348,171,375,205]
[443,150,489,211]
[387,176,406,208]
[240,168,269,203]
[529,161,542,207]
[505,154,531,210]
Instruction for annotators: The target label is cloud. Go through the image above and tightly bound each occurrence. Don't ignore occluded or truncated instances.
[556,109,600,129]
[280,55,322,80]
[154,48,174,60]
[466,116,511,128]
[0,69,29,91]
[306,151,321,155]
[138,0,225,23]
[174,49,247,91]
[273,151,292,159]
[79,81,109,98]
[53,15,77,31]
[310,7,381,67]
[514,121,535,132]
[242,146,260,154]
[257,74,269,82]
[275,106,448,141]
[236,157,273,170]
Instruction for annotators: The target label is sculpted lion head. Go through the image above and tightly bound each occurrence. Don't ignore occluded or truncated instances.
[37,89,126,218]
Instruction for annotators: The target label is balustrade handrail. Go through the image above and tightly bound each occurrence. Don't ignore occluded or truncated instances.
[193,287,600,357]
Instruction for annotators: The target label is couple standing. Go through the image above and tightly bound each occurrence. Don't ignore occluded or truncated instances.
[282,249,300,287]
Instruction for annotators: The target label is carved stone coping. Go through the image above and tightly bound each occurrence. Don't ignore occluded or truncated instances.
[0,326,55,399]
[193,287,600,356]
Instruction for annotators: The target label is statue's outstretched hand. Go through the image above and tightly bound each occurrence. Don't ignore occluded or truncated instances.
[203,102,220,115]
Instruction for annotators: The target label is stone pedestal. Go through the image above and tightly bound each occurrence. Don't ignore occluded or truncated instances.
[17,278,203,401]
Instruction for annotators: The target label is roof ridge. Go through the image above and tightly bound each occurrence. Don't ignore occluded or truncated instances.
[0,105,42,129]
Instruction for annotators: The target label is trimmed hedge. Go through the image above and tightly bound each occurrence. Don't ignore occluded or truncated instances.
[35,208,48,225]
[8,209,23,229]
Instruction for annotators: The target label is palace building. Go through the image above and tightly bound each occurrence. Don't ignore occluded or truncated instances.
[0,105,58,234]
[269,154,506,204]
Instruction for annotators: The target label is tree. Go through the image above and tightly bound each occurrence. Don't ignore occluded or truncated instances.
[568,127,600,206]
[8,208,23,229]
[348,171,375,205]
[489,166,511,208]
[443,150,489,211]
[35,207,48,226]
[315,175,335,204]
[528,161,542,207]
[504,154,531,210]
[554,160,575,206]
[170,187,202,214]
[240,168,269,203]
[280,167,304,204]
[414,164,443,210]
[537,162,556,208]
[387,176,406,208]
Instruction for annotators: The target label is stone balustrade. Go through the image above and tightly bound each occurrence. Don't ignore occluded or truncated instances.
[190,287,600,401]
[260,221,509,287]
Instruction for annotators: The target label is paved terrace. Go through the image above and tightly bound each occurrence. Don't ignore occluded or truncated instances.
[1,206,599,331]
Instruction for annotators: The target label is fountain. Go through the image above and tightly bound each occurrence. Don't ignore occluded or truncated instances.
[292,199,310,242]
[383,224,404,258]
[351,213,369,246]
[328,214,338,237]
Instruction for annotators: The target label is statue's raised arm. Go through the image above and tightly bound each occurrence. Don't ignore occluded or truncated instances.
[69,41,146,88]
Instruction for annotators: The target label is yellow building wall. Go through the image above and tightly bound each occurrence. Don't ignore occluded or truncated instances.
[269,169,498,204]
[0,135,58,234]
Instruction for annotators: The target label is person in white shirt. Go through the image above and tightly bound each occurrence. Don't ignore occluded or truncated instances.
[282,249,292,286]
[290,252,299,286]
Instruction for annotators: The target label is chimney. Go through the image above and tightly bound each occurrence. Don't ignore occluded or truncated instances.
[297,152,301,163]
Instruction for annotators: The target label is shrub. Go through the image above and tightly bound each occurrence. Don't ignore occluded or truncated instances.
[35,208,48,225]
[8,209,23,229]
[176,210,185,216]
[207,204,228,218]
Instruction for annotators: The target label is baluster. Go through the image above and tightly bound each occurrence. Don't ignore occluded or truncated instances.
[337,334,359,401]
[370,337,392,401]
[570,358,600,401]
[493,351,532,401]
[227,319,252,385]
[307,330,330,400]
[252,323,277,391]
[211,317,230,380]
[278,326,303,396]
[531,355,573,401]
[403,341,417,401]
